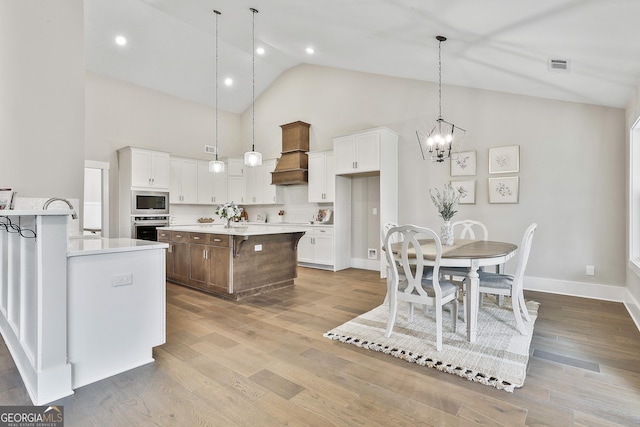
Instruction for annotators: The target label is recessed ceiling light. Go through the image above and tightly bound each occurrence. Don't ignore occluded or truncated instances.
[115,35,127,46]
[306,47,314,54]
[224,77,233,86]
[256,47,265,55]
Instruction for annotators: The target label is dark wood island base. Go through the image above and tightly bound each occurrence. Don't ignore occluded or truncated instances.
[158,225,305,300]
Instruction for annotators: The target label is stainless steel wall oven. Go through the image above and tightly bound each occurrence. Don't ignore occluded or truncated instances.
[131,216,169,241]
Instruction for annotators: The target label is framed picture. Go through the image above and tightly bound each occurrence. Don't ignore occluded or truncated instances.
[488,177,519,203]
[0,188,14,210]
[450,150,476,176]
[489,145,519,174]
[451,179,476,204]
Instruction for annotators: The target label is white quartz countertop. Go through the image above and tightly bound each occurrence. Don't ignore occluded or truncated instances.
[67,238,169,257]
[158,224,309,236]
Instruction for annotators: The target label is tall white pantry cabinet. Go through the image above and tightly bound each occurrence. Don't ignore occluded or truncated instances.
[333,127,398,276]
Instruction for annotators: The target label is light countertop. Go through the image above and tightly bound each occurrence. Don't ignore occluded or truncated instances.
[158,224,309,236]
[67,238,169,257]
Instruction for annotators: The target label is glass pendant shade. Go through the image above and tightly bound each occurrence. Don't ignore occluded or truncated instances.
[209,160,225,173]
[244,150,262,167]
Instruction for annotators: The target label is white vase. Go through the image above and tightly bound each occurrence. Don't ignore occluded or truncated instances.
[224,218,232,228]
[441,220,454,245]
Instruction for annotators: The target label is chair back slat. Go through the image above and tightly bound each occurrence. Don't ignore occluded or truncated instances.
[385,225,444,300]
[513,223,537,286]
[452,219,489,241]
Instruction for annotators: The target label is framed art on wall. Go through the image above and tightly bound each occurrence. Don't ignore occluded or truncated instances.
[451,179,476,204]
[489,145,519,174]
[488,177,519,203]
[451,150,476,176]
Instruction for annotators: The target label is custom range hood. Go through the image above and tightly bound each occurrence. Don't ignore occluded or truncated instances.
[271,121,310,185]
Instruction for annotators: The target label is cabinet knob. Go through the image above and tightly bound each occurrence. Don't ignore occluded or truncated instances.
[213,238,222,242]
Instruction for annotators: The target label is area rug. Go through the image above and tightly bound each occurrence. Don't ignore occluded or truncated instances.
[324,298,539,392]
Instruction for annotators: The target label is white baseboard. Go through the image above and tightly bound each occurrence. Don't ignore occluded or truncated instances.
[351,258,380,271]
[525,276,640,332]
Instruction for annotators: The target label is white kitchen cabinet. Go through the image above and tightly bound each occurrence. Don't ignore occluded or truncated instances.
[334,128,396,175]
[169,158,198,204]
[123,147,170,189]
[242,159,283,205]
[197,161,228,205]
[245,164,263,204]
[263,159,283,204]
[227,158,244,176]
[227,175,245,204]
[297,226,334,268]
[308,151,334,202]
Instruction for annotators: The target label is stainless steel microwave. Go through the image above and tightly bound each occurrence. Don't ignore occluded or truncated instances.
[131,190,170,215]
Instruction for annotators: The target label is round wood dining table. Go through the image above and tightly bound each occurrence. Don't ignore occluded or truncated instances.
[387,239,518,343]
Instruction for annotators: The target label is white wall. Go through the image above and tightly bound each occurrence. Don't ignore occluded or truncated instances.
[241,64,626,288]
[0,0,85,201]
[625,80,640,319]
[83,62,626,291]
[84,72,242,236]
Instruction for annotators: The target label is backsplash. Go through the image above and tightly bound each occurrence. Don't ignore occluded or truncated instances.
[168,185,333,225]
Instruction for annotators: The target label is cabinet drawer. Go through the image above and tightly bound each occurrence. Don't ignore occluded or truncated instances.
[188,233,209,243]
[157,230,171,241]
[171,231,189,242]
[313,227,334,236]
[208,234,230,247]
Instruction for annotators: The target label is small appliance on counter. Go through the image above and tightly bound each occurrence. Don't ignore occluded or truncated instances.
[317,208,333,223]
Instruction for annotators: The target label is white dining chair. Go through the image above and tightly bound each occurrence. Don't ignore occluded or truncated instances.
[440,220,489,322]
[384,225,458,351]
[475,223,537,335]
[441,219,489,279]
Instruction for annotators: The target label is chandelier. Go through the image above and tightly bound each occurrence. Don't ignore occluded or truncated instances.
[209,9,225,173]
[417,36,465,163]
[244,8,262,167]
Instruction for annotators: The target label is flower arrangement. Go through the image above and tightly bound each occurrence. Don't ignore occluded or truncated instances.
[215,202,242,221]
[429,184,466,221]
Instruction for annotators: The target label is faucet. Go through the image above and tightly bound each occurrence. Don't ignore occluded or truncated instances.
[43,197,78,219]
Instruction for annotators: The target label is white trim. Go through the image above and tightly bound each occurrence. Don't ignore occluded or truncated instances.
[525,276,626,301]
[624,288,640,332]
[351,257,380,271]
[525,276,640,332]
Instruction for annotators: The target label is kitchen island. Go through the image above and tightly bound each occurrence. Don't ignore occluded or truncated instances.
[157,224,305,300]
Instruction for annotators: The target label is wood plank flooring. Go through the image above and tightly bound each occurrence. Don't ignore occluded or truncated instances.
[1,267,639,426]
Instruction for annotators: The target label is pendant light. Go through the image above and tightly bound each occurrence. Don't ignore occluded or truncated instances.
[244,7,262,167]
[417,36,466,163]
[209,10,226,173]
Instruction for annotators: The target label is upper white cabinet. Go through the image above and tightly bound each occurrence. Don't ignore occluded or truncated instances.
[334,128,398,175]
[227,158,244,177]
[308,151,335,203]
[196,161,228,205]
[262,159,284,204]
[121,147,170,190]
[232,158,283,205]
[169,158,198,204]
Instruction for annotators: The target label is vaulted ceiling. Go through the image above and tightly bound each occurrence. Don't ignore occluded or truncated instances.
[85,0,640,113]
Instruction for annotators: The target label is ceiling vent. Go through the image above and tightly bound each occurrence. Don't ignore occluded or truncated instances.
[271,121,310,185]
[204,145,217,155]
[547,59,570,72]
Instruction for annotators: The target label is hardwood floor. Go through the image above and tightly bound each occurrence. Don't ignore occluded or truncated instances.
[1,267,639,426]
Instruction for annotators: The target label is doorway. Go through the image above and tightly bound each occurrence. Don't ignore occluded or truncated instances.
[84,160,110,237]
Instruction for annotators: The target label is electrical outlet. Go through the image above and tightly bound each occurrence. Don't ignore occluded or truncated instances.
[372,207,377,215]
[586,265,595,276]
[112,273,133,287]
[254,244,262,251]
